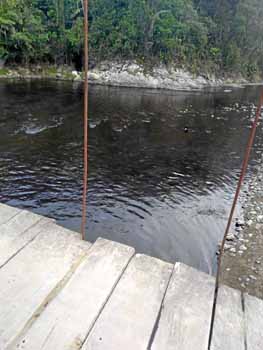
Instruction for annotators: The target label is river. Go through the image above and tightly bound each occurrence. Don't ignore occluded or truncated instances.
[1,80,262,273]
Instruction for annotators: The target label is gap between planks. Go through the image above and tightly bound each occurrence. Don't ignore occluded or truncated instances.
[11,238,136,350]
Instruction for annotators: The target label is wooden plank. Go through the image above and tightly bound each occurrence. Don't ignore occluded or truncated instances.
[210,285,245,350]
[151,262,215,350]
[0,210,52,267]
[0,203,21,225]
[0,223,90,349]
[82,254,173,350]
[244,293,263,350]
[12,238,135,350]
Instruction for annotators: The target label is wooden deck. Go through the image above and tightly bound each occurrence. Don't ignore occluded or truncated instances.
[0,203,262,350]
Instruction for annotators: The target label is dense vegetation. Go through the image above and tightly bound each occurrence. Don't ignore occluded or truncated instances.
[0,0,263,76]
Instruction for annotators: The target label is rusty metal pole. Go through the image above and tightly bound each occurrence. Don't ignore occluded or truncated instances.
[208,89,263,349]
[81,0,89,240]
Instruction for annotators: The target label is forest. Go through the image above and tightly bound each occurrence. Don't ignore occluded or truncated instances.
[0,0,263,77]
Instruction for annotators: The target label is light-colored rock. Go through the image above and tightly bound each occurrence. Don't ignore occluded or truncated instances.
[224,243,233,250]
[89,72,100,81]
[87,61,224,91]
[226,233,235,241]
[72,70,81,81]
[247,219,253,226]
[236,219,245,227]
[71,70,79,77]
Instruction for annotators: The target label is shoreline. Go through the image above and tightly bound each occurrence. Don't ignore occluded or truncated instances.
[221,155,263,299]
[1,61,260,91]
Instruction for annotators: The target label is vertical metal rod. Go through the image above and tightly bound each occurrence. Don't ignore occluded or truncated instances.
[81,0,89,240]
[208,89,263,349]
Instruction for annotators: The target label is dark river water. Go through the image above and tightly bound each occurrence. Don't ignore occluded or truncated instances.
[0,80,263,273]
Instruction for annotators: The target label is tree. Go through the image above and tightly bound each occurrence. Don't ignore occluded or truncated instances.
[0,0,263,78]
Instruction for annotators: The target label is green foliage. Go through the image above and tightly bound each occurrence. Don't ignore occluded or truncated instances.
[0,0,263,76]
[0,68,9,75]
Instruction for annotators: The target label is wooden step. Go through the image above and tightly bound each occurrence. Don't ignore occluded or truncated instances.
[0,203,21,225]
[244,293,263,350]
[151,263,215,350]
[12,238,135,350]
[0,210,53,267]
[210,285,245,350]
[1,203,263,350]
[0,223,91,349]
[82,254,173,350]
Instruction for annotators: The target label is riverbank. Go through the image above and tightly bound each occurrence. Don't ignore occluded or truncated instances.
[221,155,263,299]
[0,61,255,91]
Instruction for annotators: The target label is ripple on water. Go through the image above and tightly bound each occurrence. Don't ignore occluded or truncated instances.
[1,80,263,273]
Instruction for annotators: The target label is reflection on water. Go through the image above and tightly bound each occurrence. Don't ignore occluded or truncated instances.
[0,80,262,273]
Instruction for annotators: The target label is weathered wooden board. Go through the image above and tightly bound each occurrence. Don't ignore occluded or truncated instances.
[151,262,215,350]
[0,203,21,225]
[210,285,245,350]
[13,238,135,350]
[0,223,90,349]
[82,254,173,350]
[244,293,263,350]
[0,210,52,267]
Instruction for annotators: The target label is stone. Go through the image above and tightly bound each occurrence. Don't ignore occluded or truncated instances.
[224,243,232,250]
[72,70,81,81]
[226,233,235,241]
[249,275,257,281]
[239,245,247,251]
[236,219,245,227]
[74,75,82,81]
[229,247,236,253]
[247,219,253,226]
[89,72,100,81]
[87,61,224,90]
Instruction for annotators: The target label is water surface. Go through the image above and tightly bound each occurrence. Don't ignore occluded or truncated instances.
[1,80,262,273]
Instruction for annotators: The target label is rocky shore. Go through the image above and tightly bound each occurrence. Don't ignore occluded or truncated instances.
[0,61,251,91]
[88,61,228,90]
[221,156,263,299]
[0,65,83,82]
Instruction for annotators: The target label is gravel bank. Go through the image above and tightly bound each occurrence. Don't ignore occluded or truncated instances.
[221,156,263,299]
